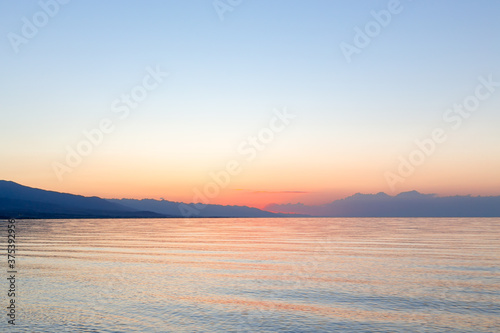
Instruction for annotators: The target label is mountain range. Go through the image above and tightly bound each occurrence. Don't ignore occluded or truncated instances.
[265,191,500,217]
[107,198,293,218]
[0,180,166,219]
[0,181,293,219]
[1,180,499,219]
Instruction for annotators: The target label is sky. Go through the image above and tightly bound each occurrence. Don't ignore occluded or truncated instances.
[1,0,499,208]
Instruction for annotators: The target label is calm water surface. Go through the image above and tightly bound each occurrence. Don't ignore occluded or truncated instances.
[2,218,499,332]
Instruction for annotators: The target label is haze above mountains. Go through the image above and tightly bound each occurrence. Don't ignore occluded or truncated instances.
[1,180,499,219]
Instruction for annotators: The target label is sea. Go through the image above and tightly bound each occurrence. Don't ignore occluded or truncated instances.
[1,218,499,332]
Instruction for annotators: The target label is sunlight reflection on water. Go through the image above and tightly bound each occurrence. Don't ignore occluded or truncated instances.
[2,218,499,332]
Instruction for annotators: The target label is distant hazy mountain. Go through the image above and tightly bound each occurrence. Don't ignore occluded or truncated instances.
[266,191,500,217]
[0,181,166,219]
[107,198,295,218]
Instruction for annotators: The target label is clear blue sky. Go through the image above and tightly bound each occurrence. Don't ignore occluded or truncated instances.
[1,0,499,206]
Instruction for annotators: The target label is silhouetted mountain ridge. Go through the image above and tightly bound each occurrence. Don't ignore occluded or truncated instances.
[0,181,300,219]
[107,198,298,218]
[0,181,166,219]
[266,191,500,217]
[1,181,498,218]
